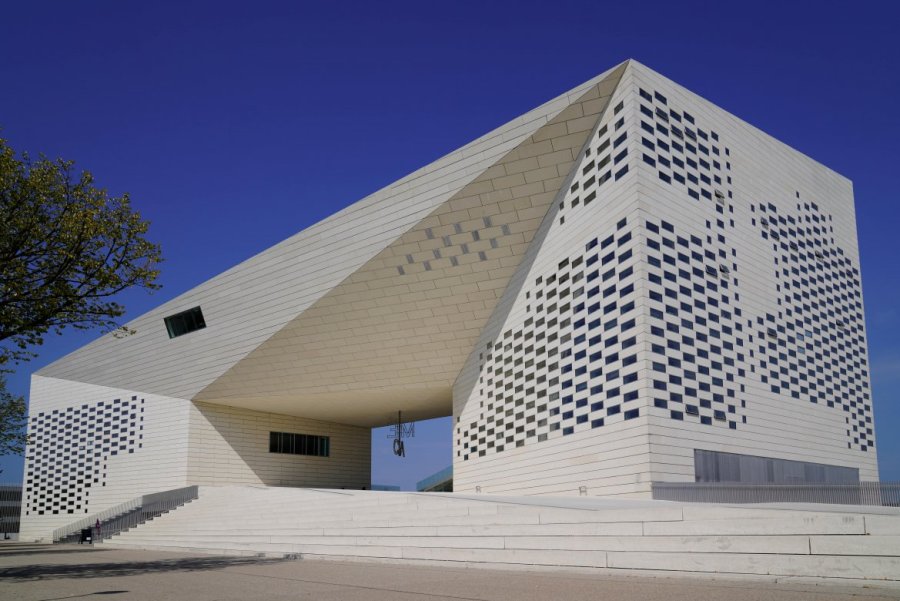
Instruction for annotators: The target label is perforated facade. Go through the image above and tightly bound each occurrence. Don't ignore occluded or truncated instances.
[452,62,877,497]
[20,60,878,541]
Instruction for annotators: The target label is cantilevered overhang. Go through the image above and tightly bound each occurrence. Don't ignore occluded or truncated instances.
[38,63,627,428]
[194,68,625,427]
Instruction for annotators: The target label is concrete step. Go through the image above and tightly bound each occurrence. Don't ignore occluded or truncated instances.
[643,515,866,536]
[126,511,876,536]
[119,521,644,537]
[110,532,818,554]
[99,485,900,585]
[102,538,900,580]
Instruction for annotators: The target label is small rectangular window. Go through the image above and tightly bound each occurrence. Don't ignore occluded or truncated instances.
[164,306,206,339]
[269,431,330,457]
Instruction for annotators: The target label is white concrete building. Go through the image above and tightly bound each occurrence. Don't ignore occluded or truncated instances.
[20,60,878,541]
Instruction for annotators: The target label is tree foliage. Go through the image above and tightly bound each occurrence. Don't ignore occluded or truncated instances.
[0,377,27,456]
[0,136,162,456]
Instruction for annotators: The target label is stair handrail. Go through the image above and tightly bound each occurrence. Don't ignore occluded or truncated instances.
[52,485,199,542]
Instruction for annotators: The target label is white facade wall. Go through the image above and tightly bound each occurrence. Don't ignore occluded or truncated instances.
[19,379,371,540]
[627,65,878,483]
[453,67,657,497]
[453,60,878,497]
[20,376,191,541]
[187,402,370,489]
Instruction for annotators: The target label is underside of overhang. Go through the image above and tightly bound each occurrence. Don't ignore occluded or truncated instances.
[191,66,625,429]
[194,387,450,429]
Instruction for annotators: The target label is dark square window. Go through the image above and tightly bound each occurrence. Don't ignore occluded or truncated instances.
[164,306,206,339]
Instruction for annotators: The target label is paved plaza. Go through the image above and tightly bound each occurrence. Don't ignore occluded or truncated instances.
[1,543,899,601]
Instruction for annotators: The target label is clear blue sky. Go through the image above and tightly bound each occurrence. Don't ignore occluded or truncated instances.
[1,1,898,489]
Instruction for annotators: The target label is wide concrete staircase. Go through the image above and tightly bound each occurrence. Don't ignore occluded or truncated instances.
[101,486,900,585]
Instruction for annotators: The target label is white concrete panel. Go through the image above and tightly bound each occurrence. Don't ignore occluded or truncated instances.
[454,59,877,498]
[19,375,191,541]
[453,64,652,498]
[624,60,877,483]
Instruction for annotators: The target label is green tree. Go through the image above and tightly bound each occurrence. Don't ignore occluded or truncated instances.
[0,136,162,459]
[0,377,27,456]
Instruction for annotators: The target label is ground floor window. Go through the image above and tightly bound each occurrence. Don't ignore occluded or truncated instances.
[269,432,329,457]
[694,449,858,484]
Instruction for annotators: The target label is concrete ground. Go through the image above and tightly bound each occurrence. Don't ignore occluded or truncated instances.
[1,543,899,601]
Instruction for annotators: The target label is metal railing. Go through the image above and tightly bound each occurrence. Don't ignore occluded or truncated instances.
[651,481,900,506]
[53,485,199,543]
[416,466,453,492]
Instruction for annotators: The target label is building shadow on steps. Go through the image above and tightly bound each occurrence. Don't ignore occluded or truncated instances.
[0,554,289,582]
[0,547,104,558]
